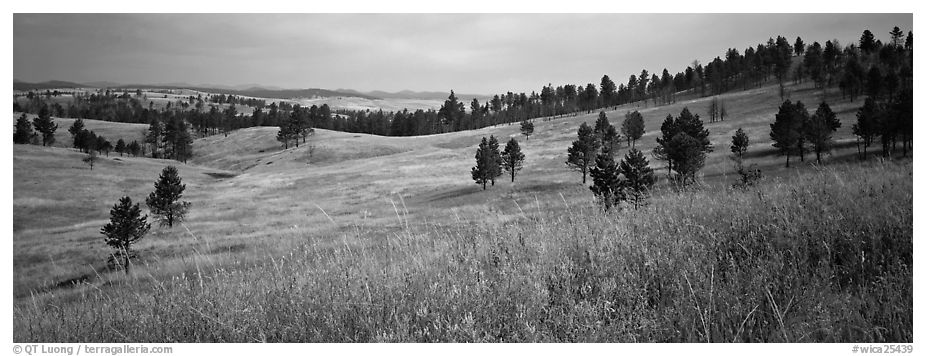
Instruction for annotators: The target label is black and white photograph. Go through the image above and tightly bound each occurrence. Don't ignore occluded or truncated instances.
[6,3,919,352]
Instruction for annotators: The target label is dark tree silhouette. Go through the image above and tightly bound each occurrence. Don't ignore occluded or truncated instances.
[68,118,85,148]
[730,128,750,160]
[618,148,656,209]
[769,100,808,167]
[589,147,622,210]
[487,135,503,186]
[13,113,34,144]
[32,105,57,146]
[621,110,644,147]
[471,137,495,190]
[500,138,525,183]
[100,196,150,274]
[520,120,534,140]
[566,122,600,184]
[805,102,841,164]
[146,166,191,228]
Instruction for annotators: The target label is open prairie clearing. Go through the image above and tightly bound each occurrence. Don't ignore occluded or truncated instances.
[13,81,912,342]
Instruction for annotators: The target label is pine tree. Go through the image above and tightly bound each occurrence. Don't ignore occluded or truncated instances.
[129,140,141,157]
[115,139,126,156]
[146,166,191,227]
[471,137,492,190]
[566,122,600,184]
[588,146,622,210]
[666,133,706,185]
[621,110,644,147]
[805,102,841,163]
[487,135,503,186]
[618,148,656,209]
[500,138,525,183]
[100,196,150,274]
[68,118,85,148]
[769,100,807,167]
[13,113,34,144]
[32,105,58,146]
[730,128,750,159]
[520,120,534,140]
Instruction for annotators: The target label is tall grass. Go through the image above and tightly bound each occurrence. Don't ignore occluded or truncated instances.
[14,161,912,342]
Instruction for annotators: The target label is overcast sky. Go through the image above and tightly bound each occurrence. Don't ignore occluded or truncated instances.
[13,13,912,95]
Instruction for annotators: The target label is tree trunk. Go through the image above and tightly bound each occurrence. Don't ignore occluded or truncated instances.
[786,152,790,168]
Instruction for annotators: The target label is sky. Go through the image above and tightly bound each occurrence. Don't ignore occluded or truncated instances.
[13,13,912,95]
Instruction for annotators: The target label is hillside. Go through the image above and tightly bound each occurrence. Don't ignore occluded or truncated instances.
[12,78,911,342]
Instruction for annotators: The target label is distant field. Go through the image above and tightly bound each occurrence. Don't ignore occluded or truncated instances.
[12,79,912,342]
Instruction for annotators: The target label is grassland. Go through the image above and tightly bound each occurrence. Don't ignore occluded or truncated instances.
[12,80,912,342]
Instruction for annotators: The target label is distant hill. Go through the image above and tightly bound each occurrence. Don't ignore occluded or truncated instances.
[13,80,87,91]
[12,80,379,100]
[338,88,491,101]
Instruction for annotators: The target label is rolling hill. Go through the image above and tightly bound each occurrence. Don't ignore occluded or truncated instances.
[12,77,911,342]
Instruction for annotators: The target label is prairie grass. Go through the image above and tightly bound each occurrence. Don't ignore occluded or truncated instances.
[14,160,911,342]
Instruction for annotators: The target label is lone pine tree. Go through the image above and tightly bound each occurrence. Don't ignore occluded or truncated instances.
[621,110,644,148]
[500,137,525,183]
[100,196,150,274]
[520,120,534,140]
[146,166,191,227]
[471,137,499,190]
[731,128,750,160]
[805,102,841,164]
[566,122,600,184]
[13,113,34,144]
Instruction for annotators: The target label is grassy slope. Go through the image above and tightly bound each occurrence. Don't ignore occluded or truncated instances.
[12,80,912,342]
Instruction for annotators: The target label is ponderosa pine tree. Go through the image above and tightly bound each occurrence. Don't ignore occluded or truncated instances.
[146,166,191,228]
[588,146,622,211]
[618,148,656,209]
[83,149,98,170]
[100,196,150,274]
[621,110,644,147]
[500,138,525,183]
[520,120,534,140]
[487,135,503,186]
[115,139,126,156]
[32,105,57,146]
[129,140,141,157]
[731,128,750,160]
[653,107,711,179]
[566,122,600,184]
[471,137,493,190]
[68,118,85,148]
[769,100,808,167]
[805,101,841,164]
[13,113,34,144]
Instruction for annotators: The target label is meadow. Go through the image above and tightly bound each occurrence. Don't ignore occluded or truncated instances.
[12,79,913,342]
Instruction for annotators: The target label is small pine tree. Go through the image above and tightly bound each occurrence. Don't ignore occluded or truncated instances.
[621,110,645,147]
[769,100,807,167]
[520,120,534,140]
[32,105,58,146]
[129,140,141,157]
[730,128,750,159]
[13,113,34,144]
[618,148,656,209]
[589,147,623,211]
[500,138,525,183]
[487,135,503,186]
[805,102,841,164]
[68,118,85,148]
[471,137,492,190]
[146,166,191,227]
[566,122,600,184]
[115,139,126,156]
[100,196,150,274]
